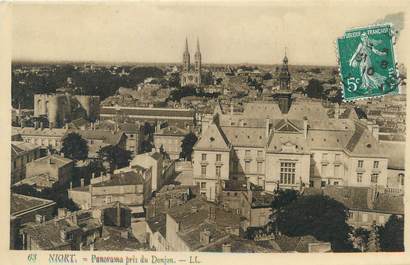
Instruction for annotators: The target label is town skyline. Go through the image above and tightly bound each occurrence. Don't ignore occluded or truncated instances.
[12,3,404,65]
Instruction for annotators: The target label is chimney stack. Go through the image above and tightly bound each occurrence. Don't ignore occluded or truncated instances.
[80,178,84,188]
[230,103,234,115]
[69,181,73,190]
[222,243,232,252]
[265,118,271,139]
[58,208,67,218]
[303,117,308,139]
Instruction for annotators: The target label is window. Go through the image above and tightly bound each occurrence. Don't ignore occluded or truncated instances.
[334,165,341,178]
[379,215,385,224]
[280,162,296,184]
[335,154,341,161]
[321,181,326,187]
[13,160,16,169]
[201,154,207,161]
[358,160,364,168]
[357,173,363,183]
[216,166,221,178]
[321,164,327,177]
[322,153,328,161]
[373,161,379,169]
[257,162,263,173]
[399,173,404,186]
[245,150,251,157]
[334,181,339,185]
[362,213,368,222]
[371,173,378,183]
[105,196,112,203]
[245,161,250,172]
[257,150,263,157]
[200,182,206,189]
[201,165,207,176]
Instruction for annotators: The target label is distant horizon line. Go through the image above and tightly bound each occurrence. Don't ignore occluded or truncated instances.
[11,59,338,68]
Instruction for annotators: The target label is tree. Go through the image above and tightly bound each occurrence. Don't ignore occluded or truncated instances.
[269,189,299,234]
[98,145,132,171]
[276,195,352,252]
[262,72,273,80]
[305,79,324,99]
[61,132,88,161]
[379,215,404,252]
[352,227,370,252]
[180,132,198,161]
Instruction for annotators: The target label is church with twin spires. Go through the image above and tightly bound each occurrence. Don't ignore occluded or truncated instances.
[180,38,202,87]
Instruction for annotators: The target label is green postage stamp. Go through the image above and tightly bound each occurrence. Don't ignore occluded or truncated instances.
[337,24,400,101]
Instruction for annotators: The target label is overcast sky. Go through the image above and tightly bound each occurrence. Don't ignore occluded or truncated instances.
[11,2,406,65]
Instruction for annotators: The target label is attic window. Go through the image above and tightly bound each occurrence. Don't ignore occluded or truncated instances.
[366,143,372,148]
[323,138,326,142]
[209,137,215,142]
[247,136,250,139]
[311,138,314,141]
[259,136,262,139]
[235,135,238,138]
[337,139,340,142]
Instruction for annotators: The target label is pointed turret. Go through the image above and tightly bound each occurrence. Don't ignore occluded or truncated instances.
[183,37,190,72]
[194,37,202,73]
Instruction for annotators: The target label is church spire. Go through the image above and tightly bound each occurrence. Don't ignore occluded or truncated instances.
[183,37,190,71]
[194,37,202,73]
[196,37,200,53]
[185,37,189,53]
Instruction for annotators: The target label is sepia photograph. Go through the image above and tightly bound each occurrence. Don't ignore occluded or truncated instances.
[5,1,408,261]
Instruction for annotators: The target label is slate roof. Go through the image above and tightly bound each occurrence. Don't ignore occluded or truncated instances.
[274,234,328,252]
[70,129,124,146]
[146,214,167,237]
[304,186,404,215]
[12,127,68,137]
[11,193,55,216]
[100,106,195,118]
[378,141,405,170]
[93,171,145,187]
[93,226,143,251]
[11,141,39,159]
[155,125,188,137]
[194,123,230,151]
[29,154,73,168]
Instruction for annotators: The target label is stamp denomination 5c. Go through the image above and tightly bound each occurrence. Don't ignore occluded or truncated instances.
[337,24,399,101]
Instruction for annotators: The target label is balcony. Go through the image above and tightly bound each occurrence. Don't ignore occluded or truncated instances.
[371,168,381,173]
[215,161,224,166]
[333,160,342,165]
[256,156,265,162]
[200,160,209,166]
[320,160,329,165]
[244,156,253,162]
[356,167,366,173]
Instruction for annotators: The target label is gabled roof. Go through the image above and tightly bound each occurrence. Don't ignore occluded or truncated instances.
[69,129,125,146]
[11,193,55,216]
[29,154,73,168]
[194,122,230,151]
[266,132,310,154]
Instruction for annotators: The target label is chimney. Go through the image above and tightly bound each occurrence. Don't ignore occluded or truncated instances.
[222,243,232,253]
[60,230,67,241]
[71,213,78,225]
[116,202,121,226]
[92,172,95,179]
[70,181,73,190]
[208,206,216,222]
[303,117,308,139]
[120,230,129,239]
[60,152,65,158]
[35,214,44,224]
[265,118,271,139]
[80,178,84,188]
[48,157,52,164]
[335,104,340,119]
[230,103,234,115]
[89,183,93,193]
[200,229,211,245]
[65,123,68,129]
[40,122,44,130]
[58,208,67,218]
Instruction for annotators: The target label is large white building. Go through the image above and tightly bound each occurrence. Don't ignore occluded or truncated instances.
[192,56,391,202]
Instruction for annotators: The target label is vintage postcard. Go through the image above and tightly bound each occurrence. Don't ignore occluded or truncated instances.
[1,1,409,265]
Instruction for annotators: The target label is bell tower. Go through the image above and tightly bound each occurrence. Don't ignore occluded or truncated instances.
[279,48,291,90]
